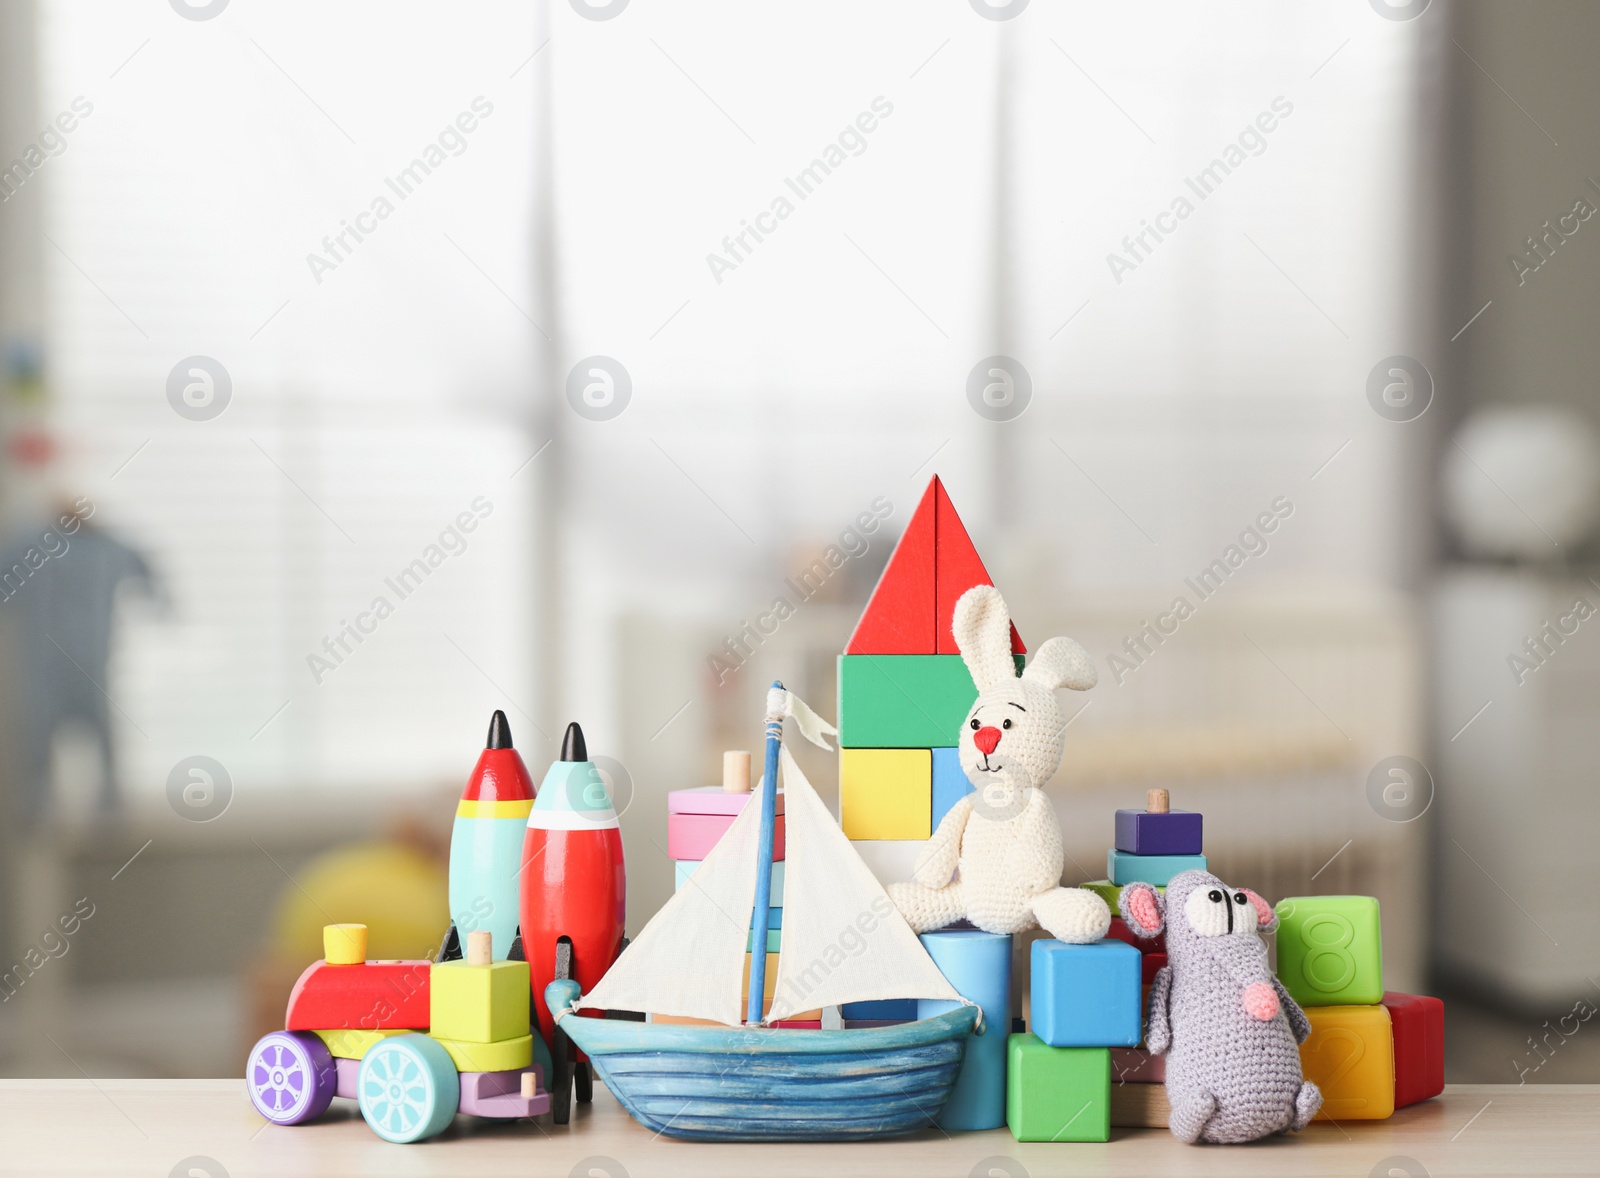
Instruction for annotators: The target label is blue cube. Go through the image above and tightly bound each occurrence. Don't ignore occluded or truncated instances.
[1031,939,1142,1048]
[840,998,918,1021]
[1114,807,1202,855]
[931,747,972,830]
[1107,848,1207,887]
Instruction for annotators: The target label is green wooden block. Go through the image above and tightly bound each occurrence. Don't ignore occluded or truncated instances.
[1079,879,1162,909]
[838,654,1024,748]
[1275,895,1383,1007]
[1006,1033,1110,1142]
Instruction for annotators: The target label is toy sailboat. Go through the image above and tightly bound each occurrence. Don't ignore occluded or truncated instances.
[547,684,981,1142]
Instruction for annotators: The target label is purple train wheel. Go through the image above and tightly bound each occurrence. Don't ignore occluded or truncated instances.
[247,1031,338,1126]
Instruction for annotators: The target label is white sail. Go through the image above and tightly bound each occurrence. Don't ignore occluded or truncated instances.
[766,744,964,1022]
[578,784,762,1026]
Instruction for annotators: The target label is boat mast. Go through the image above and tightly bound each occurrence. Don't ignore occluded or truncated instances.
[746,681,783,1025]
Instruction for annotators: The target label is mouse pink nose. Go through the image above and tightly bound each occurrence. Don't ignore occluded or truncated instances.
[973,726,1002,756]
[1242,982,1279,1022]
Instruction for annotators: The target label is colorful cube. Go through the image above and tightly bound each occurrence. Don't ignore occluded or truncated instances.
[930,746,972,830]
[1275,895,1384,1007]
[1109,1045,1164,1083]
[1141,951,1167,986]
[840,998,918,1021]
[1030,938,1142,1047]
[838,654,1024,748]
[676,858,785,904]
[1299,1004,1395,1120]
[1114,807,1202,855]
[1081,879,1161,910]
[1107,849,1207,887]
[1382,991,1444,1108]
[668,810,787,861]
[429,957,530,1044]
[1105,915,1164,953]
[840,748,931,840]
[1006,1034,1111,1142]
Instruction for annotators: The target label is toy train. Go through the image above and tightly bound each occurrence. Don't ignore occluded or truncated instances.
[245,713,627,1144]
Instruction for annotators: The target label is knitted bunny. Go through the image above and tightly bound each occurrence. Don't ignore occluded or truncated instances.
[887,585,1110,944]
[1119,870,1323,1144]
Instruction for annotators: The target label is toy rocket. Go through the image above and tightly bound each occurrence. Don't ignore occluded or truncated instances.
[445,710,536,962]
[520,721,626,1047]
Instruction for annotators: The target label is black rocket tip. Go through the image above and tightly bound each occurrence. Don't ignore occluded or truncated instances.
[487,710,513,750]
[560,722,587,762]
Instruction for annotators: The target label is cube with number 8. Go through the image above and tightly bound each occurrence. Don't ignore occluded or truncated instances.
[1274,895,1383,1007]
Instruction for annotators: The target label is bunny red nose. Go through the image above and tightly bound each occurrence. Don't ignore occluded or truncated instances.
[973,726,1002,756]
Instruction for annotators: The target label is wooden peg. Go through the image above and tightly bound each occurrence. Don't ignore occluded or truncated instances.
[323,923,368,965]
[520,1070,538,1099]
[1146,788,1170,814]
[723,750,752,793]
[466,929,493,966]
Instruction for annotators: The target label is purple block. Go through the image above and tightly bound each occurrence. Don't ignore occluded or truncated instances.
[458,1067,551,1119]
[1114,808,1202,855]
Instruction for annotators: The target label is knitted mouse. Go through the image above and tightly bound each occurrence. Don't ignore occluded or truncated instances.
[1119,870,1323,1144]
[887,585,1110,944]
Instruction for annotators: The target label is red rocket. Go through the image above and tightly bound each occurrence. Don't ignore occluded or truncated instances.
[520,721,626,1047]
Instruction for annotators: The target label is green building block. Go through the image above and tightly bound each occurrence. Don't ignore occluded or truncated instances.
[1006,1033,1110,1142]
[838,654,1024,748]
[1079,879,1162,909]
[430,958,531,1044]
[1275,895,1383,1007]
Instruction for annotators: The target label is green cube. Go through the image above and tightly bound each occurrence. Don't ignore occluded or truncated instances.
[429,959,531,1044]
[1079,879,1162,909]
[1275,895,1383,1007]
[838,654,1024,748]
[1006,1033,1110,1142]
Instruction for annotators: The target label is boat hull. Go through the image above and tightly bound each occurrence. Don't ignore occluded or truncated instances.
[550,982,980,1142]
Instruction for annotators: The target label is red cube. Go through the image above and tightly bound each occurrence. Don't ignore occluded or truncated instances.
[1381,991,1444,1108]
[1107,916,1164,954]
[1141,951,1167,987]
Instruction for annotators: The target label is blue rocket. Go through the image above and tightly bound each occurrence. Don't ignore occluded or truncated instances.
[443,710,536,962]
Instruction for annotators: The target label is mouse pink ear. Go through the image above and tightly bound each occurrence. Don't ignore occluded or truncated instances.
[1242,889,1277,933]
[1117,882,1166,937]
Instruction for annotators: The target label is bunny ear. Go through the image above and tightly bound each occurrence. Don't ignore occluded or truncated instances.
[1022,637,1098,691]
[952,585,1017,691]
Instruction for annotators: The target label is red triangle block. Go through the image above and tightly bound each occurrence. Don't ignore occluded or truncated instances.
[933,478,1025,656]
[846,480,937,653]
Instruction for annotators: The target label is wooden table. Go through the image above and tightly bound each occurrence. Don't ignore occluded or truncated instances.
[0,1081,1584,1176]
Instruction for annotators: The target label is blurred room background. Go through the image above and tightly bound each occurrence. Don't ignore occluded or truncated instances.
[0,0,1594,1085]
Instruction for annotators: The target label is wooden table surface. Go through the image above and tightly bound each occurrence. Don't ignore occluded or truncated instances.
[0,1081,1584,1177]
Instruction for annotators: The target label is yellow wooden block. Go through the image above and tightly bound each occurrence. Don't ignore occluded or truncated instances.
[312,1026,409,1059]
[840,748,931,840]
[742,952,780,999]
[434,1033,532,1073]
[429,958,530,1044]
[1300,1004,1395,1120]
[322,923,367,965]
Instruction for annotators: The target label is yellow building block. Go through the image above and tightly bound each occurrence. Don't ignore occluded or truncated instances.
[429,958,530,1044]
[434,1033,533,1073]
[1299,1004,1395,1121]
[840,748,932,840]
[313,1026,411,1059]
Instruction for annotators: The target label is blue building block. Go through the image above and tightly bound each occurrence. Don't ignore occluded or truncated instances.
[1114,807,1202,855]
[1107,848,1207,887]
[1030,938,1142,1048]
[840,998,918,1021]
[676,859,785,904]
[919,930,1010,1131]
[930,747,972,830]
